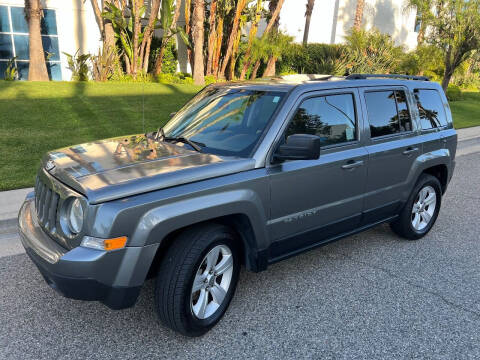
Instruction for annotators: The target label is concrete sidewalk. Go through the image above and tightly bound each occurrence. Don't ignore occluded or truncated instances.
[1,126,479,230]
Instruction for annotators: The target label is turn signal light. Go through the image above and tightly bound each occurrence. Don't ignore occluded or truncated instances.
[81,236,128,251]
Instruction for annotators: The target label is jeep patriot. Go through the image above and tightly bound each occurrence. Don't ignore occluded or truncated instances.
[18,74,457,336]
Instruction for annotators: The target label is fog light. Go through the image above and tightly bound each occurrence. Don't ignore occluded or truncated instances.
[81,236,127,251]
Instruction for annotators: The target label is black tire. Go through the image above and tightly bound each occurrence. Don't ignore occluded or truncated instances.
[155,223,241,337]
[390,174,442,240]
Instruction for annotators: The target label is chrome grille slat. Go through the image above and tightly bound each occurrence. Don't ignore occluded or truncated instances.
[43,188,52,224]
[48,192,59,231]
[35,177,60,234]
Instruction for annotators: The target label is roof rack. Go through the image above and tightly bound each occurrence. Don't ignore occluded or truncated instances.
[345,74,430,81]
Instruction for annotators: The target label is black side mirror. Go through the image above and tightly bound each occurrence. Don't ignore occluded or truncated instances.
[273,134,320,162]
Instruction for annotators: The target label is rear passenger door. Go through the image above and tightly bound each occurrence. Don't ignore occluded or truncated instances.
[268,89,368,258]
[360,87,422,224]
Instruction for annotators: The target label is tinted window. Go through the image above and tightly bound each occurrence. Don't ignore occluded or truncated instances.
[286,94,356,146]
[163,88,285,157]
[415,89,447,129]
[365,90,412,137]
[0,6,9,32]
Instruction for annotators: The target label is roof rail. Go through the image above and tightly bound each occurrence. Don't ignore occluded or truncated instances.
[345,74,430,81]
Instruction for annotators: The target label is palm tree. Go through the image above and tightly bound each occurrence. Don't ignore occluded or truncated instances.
[303,0,315,45]
[89,0,115,51]
[218,0,248,79]
[25,0,49,81]
[192,0,205,84]
[249,0,285,79]
[353,0,365,30]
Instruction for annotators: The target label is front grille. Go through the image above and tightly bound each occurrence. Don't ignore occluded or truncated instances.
[34,176,60,233]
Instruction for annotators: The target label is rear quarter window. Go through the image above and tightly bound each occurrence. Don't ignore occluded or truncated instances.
[414,89,448,129]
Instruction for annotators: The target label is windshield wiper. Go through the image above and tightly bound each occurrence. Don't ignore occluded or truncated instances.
[155,127,204,152]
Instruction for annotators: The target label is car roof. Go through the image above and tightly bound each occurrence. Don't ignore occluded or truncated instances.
[212,74,441,93]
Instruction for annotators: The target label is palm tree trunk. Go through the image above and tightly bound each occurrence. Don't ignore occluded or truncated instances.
[249,0,284,79]
[263,56,277,77]
[354,0,365,30]
[154,0,181,75]
[140,0,161,73]
[206,0,217,76]
[185,0,193,73]
[239,0,262,80]
[25,0,49,81]
[131,0,141,77]
[303,0,315,45]
[218,0,247,79]
[212,17,223,77]
[192,0,205,84]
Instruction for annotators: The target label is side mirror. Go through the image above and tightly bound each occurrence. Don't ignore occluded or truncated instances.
[273,134,320,161]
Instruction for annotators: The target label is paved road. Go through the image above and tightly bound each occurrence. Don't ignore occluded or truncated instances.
[1,150,479,360]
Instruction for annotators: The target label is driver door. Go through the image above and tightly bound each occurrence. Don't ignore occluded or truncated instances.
[267,89,368,260]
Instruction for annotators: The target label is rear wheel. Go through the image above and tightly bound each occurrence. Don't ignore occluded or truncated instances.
[155,224,240,337]
[390,174,442,240]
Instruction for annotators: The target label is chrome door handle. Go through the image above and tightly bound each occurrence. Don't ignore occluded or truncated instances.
[402,147,419,155]
[341,160,364,170]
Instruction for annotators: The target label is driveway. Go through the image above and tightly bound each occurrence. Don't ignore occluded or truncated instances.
[1,150,479,359]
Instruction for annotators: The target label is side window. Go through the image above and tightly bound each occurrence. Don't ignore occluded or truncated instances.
[286,94,356,146]
[365,90,412,138]
[414,89,448,129]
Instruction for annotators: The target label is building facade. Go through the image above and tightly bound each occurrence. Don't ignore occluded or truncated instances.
[0,0,419,81]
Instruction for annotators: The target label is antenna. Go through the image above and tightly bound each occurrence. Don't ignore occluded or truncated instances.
[142,78,145,134]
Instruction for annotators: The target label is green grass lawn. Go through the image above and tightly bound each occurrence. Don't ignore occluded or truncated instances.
[0,81,479,191]
[449,91,480,129]
[0,81,201,191]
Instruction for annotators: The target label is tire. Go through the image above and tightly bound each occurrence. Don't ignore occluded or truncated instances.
[390,174,442,240]
[155,223,241,337]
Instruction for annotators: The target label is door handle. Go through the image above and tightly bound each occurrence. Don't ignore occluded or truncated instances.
[341,160,364,170]
[402,147,419,155]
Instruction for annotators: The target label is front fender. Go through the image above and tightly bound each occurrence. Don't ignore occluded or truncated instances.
[128,189,269,251]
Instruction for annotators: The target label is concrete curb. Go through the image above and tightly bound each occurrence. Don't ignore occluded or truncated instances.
[0,126,479,231]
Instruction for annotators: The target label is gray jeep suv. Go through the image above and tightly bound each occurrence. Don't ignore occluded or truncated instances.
[18,74,457,336]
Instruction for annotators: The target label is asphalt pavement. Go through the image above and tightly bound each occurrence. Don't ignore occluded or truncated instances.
[0,143,479,359]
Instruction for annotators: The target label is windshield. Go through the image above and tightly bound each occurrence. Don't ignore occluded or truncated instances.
[162,87,286,157]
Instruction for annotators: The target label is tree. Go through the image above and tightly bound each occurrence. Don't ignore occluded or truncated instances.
[25,0,49,81]
[249,0,285,79]
[218,0,248,79]
[154,0,183,74]
[192,0,205,84]
[426,0,480,90]
[353,0,365,30]
[141,0,162,73]
[303,0,315,45]
[403,0,433,45]
[89,0,116,51]
[239,0,263,80]
[206,0,218,76]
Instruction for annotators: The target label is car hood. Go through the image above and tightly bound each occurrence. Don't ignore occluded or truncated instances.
[42,134,255,204]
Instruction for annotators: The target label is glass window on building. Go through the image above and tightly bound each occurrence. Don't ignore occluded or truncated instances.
[0,5,61,80]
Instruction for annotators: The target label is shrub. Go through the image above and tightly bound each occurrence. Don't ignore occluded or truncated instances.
[63,50,91,81]
[4,57,17,81]
[156,73,193,84]
[446,85,463,101]
[343,28,403,74]
[277,43,349,75]
[397,45,444,81]
[204,75,217,85]
[150,37,178,74]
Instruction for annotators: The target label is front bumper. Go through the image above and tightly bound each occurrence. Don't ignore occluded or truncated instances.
[18,198,155,310]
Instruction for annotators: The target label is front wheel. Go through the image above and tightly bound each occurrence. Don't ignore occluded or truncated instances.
[390,174,442,240]
[155,224,240,337]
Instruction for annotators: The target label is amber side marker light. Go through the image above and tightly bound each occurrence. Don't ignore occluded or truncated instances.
[81,236,128,251]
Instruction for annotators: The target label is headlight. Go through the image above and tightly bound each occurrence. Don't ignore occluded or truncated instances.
[67,198,84,234]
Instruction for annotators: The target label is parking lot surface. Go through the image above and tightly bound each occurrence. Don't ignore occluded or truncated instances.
[1,150,479,359]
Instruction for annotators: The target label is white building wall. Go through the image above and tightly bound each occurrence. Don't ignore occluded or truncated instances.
[263,0,419,50]
[0,0,102,80]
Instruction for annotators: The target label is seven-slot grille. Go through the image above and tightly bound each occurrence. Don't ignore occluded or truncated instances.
[34,176,60,233]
